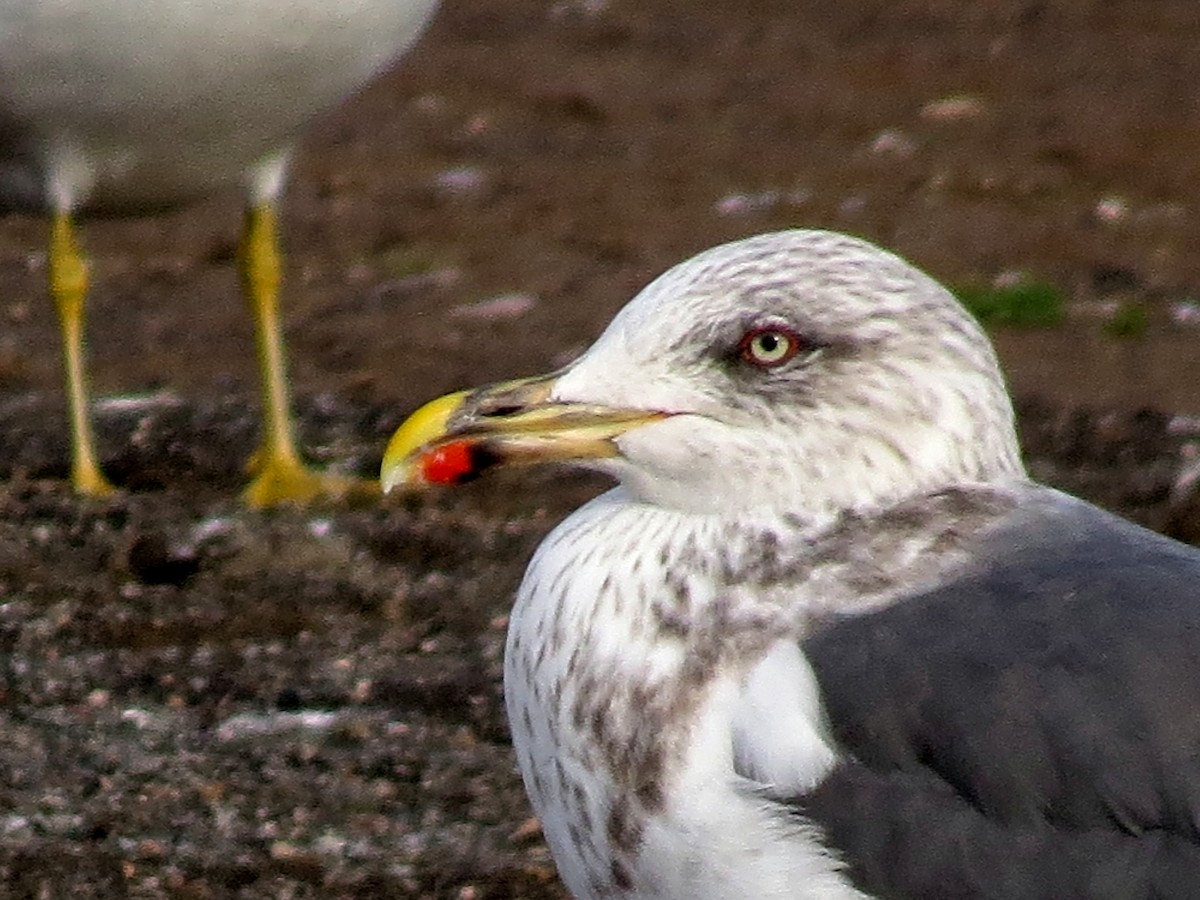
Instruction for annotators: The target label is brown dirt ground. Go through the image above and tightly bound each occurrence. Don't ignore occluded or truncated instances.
[2,1,1200,896]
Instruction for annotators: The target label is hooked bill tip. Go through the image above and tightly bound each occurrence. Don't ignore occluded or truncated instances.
[380,389,471,493]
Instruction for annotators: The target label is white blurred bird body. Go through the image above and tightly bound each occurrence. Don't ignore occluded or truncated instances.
[0,0,438,212]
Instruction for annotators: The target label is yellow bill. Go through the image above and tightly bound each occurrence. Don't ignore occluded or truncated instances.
[380,374,668,492]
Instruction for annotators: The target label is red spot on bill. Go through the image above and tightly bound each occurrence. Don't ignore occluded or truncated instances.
[422,440,478,485]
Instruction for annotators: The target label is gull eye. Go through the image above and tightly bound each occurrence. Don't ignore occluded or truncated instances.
[737,325,804,368]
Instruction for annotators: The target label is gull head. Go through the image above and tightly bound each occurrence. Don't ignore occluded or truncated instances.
[383,229,1024,519]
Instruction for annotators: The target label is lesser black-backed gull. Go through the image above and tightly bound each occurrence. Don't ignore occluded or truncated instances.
[382,229,1200,898]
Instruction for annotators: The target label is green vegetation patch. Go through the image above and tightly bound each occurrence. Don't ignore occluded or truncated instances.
[1103,302,1149,338]
[954,280,1066,328]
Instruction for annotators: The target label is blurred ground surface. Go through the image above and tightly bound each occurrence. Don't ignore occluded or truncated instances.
[2,1,1200,896]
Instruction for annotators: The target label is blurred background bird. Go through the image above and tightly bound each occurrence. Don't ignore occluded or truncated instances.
[0,0,440,506]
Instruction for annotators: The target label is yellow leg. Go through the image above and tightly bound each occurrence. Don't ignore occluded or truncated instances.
[50,212,114,497]
[238,203,376,507]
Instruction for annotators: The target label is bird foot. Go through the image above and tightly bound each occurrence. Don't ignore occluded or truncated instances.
[73,464,117,499]
[241,453,378,508]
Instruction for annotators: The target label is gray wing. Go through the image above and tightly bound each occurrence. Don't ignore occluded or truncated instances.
[793,492,1200,899]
